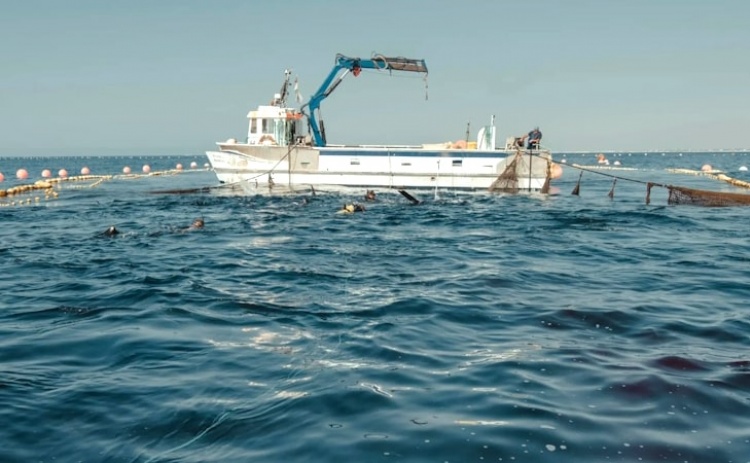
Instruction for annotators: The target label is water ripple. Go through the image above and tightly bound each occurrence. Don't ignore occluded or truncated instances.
[2,154,750,461]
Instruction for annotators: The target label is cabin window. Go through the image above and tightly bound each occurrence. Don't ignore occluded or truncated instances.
[401,162,412,166]
[452,160,463,167]
[262,118,270,134]
[250,118,258,134]
[350,159,360,166]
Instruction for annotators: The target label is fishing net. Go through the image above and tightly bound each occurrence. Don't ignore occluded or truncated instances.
[488,151,551,193]
[488,154,520,193]
[667,185,750,207]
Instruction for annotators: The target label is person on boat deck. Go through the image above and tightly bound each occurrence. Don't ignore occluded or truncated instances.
[522,127,542,150]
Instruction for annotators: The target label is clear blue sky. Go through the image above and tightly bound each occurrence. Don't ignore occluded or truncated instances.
[1,0,748,155]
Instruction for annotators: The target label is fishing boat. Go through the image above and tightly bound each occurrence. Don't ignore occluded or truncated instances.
[205,53,553,193]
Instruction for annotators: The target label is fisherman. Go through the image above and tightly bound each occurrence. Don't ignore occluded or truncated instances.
[364,190,377,201]
[522,127,542,150]
[188,217,204,230]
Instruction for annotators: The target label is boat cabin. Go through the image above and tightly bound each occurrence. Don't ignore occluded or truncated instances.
[245,98,304,147]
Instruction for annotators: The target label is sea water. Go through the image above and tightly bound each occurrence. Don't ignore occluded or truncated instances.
[1,152,750,462]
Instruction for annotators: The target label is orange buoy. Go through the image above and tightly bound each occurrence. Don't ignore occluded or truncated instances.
[81,166,91,175]
[0,172,4,182]
[142,165,151,174]
[701,164,712,172]
[42,169,52,178]
[123,166,132,174]
[550,163,563,179]
[17,169,29,180]
[176,163,183,171]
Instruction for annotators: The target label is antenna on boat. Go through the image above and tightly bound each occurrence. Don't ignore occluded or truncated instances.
[294,77,303,103]
[277,69,291,106]
[491,115,496,150]
[465,122,471,143]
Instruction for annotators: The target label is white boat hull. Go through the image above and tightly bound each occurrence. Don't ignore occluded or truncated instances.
[206,143,550,193]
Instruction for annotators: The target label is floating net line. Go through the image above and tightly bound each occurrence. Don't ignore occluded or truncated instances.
[666,185,750,207]
[0,169,190,207]
[569,164,750,207]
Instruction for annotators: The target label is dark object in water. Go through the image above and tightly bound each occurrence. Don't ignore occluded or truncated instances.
[150,180,244,195]
[571,171,583,196]
[398,189,421,205]
[150,186,216,194]
[103,226,119,236]
[608,179,617,199]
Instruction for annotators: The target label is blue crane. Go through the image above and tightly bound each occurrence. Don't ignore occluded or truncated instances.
[300,53,428,147]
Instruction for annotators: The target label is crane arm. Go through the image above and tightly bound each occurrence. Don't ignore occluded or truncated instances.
[300,53,428,147]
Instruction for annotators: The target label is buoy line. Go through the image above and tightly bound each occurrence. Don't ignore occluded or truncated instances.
[666,168,750,189]
[571,164,639,171]
[0,168,191,207]
[665,168,723,176]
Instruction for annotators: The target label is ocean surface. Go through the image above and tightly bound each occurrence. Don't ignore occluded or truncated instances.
[1,152,750,463]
